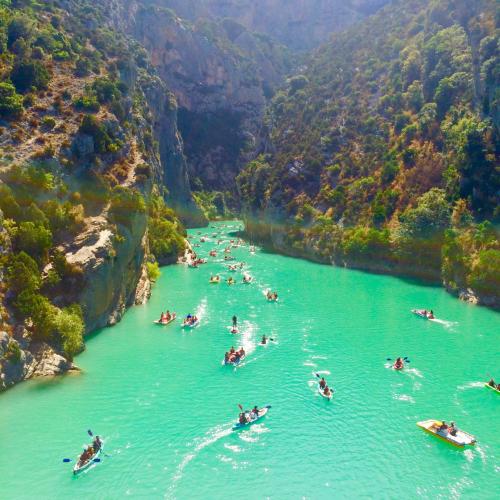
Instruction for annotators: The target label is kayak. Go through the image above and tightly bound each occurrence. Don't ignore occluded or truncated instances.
[73,444,103,475]
[230,328,239,334]
[485,383,500,394]
[182,319,200,329]
[318,384,333,400]
[227,280,236,285]
[411,309,435,320]
[222,353,246,366]
[153,314,176,326]
[210,278,220,284]
[416,420,476,447]
[233,405,271,430]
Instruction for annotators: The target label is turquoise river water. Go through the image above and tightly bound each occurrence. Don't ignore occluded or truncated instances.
[1,221,499,499]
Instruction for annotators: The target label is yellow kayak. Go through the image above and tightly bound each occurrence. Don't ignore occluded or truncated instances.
[417,420,476,447]
[485,383,500,394]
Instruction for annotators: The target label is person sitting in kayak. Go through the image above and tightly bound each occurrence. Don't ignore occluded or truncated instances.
[239,413,248,424]
[394,357,404,370]
[159,312,165,322]
[428,310,435,319]
[449,422,457,436]
[273,292,278,300]
[261,335,267,345]
[165,311,172,322]
[92,436,102,451]
[319,377,326,389]
[251,406,259,416]
[323,385,331,396]
[437,421,448,433]
[267,291,272,300]
[230,346,235,354]
[488,378,496,387]
[239,347,245,357]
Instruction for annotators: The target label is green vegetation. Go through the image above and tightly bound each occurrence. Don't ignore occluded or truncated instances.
[238,0,499,302]
[0,82,24,119]
[147,195,185,265]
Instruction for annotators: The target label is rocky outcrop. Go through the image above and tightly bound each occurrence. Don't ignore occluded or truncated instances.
[0,331,78,392]
[64,212,148,333]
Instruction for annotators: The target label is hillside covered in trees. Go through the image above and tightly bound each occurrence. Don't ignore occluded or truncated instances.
[238,0,499,306]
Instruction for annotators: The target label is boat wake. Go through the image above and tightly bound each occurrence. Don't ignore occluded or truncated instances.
[457,381,485,391]
[166,424,233,498]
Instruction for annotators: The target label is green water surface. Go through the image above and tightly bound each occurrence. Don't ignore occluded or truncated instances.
[1,222,499,499]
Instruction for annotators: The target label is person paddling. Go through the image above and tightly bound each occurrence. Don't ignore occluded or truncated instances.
[319,377,326,389]
[261,335,267,345]
[394,357,404,370]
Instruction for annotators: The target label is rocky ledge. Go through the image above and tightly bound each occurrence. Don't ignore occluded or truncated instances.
[0,331,79,392]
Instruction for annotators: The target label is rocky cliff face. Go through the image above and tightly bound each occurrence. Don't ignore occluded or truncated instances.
[146,0,391,50]
[100,0,290,193]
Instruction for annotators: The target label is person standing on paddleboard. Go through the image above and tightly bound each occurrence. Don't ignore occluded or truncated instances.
[232,315,237,328]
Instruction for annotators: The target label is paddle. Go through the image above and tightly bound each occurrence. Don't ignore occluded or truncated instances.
[386,357,411,363]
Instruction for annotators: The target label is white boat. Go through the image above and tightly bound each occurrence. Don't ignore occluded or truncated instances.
[73,443,103,475]
[153,313,176,326]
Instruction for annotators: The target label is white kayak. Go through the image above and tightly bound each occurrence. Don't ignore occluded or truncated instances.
[153,314,176,326]
[182,319,200,329]
[233,405,271,430]
[73,444,103,475]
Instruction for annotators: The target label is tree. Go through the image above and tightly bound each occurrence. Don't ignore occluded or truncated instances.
[0,82,24,119]
[398,188,451,239]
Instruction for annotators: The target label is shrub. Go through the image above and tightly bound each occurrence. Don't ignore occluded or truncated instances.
[0,82,24,119]
[55,305,84,360]
[4,341,22,364]
[78,114,115,152]
[73,94,100,112]
[11,61,51,93]
[92,77,121,103]
[15,222,52,262]
[468,249,500,296]
[146,261,160,281]
[6,251,41,295]
[148,218,185,264]
[42,116,56,129]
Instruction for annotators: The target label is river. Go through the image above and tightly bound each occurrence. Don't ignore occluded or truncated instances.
[1,221,499,499]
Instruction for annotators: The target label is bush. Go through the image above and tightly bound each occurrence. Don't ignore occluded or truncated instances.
[148,218,185,264]
[468,249,500,297]
[15,222,52,262]
[109,186,146,226]
[146,261,161,281]
[55,306,84,360]
[92,77,121,103]
[4,341,22,364]
[6,251,41,295]
[11,61,51,93]
[0,82,24,119]
[42,116,56,129]
[73,94,100,112]
[78,114,116,152]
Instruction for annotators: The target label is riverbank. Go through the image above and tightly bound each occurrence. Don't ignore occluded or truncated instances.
[242,217,500,310]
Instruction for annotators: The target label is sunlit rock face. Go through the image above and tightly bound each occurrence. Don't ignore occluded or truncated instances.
[152,0,391,50]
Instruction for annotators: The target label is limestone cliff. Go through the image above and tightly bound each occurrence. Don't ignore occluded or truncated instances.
[143,0,391,50]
